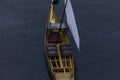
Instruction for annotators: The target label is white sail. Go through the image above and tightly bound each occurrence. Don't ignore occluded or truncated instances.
[65,0,80,50]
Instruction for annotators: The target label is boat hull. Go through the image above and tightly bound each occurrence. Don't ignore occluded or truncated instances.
[44,3,75,80]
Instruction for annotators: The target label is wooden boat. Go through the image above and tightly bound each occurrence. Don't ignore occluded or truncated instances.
[44,0,80,80]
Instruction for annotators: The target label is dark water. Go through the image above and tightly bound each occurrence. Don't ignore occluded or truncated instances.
[0,0,120,80]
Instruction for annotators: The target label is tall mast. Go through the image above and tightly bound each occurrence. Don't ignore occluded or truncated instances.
[57,0,68,41]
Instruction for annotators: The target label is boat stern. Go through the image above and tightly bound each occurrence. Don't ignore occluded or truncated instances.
[54,71,74,80]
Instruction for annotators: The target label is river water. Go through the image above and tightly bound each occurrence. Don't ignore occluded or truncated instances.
[0,0,120,80]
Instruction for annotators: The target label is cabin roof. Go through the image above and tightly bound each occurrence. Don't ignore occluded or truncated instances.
[47,23,68,29]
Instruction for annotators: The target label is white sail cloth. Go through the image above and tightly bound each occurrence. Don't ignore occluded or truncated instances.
[65,0,80,50]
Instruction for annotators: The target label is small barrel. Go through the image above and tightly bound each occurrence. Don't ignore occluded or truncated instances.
[46,43,56,47]
[48,51,58,57]
[61,51,72,56]
[47,46,57,51]
[60,43,70,47]
[61,47,71,51]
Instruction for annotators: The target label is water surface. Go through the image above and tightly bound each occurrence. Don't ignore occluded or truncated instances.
[0,0,120,80]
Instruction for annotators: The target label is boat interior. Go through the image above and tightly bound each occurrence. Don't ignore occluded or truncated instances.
[45,29,74,80]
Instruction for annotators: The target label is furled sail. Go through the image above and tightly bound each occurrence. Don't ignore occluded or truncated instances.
[65,0,80,50]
